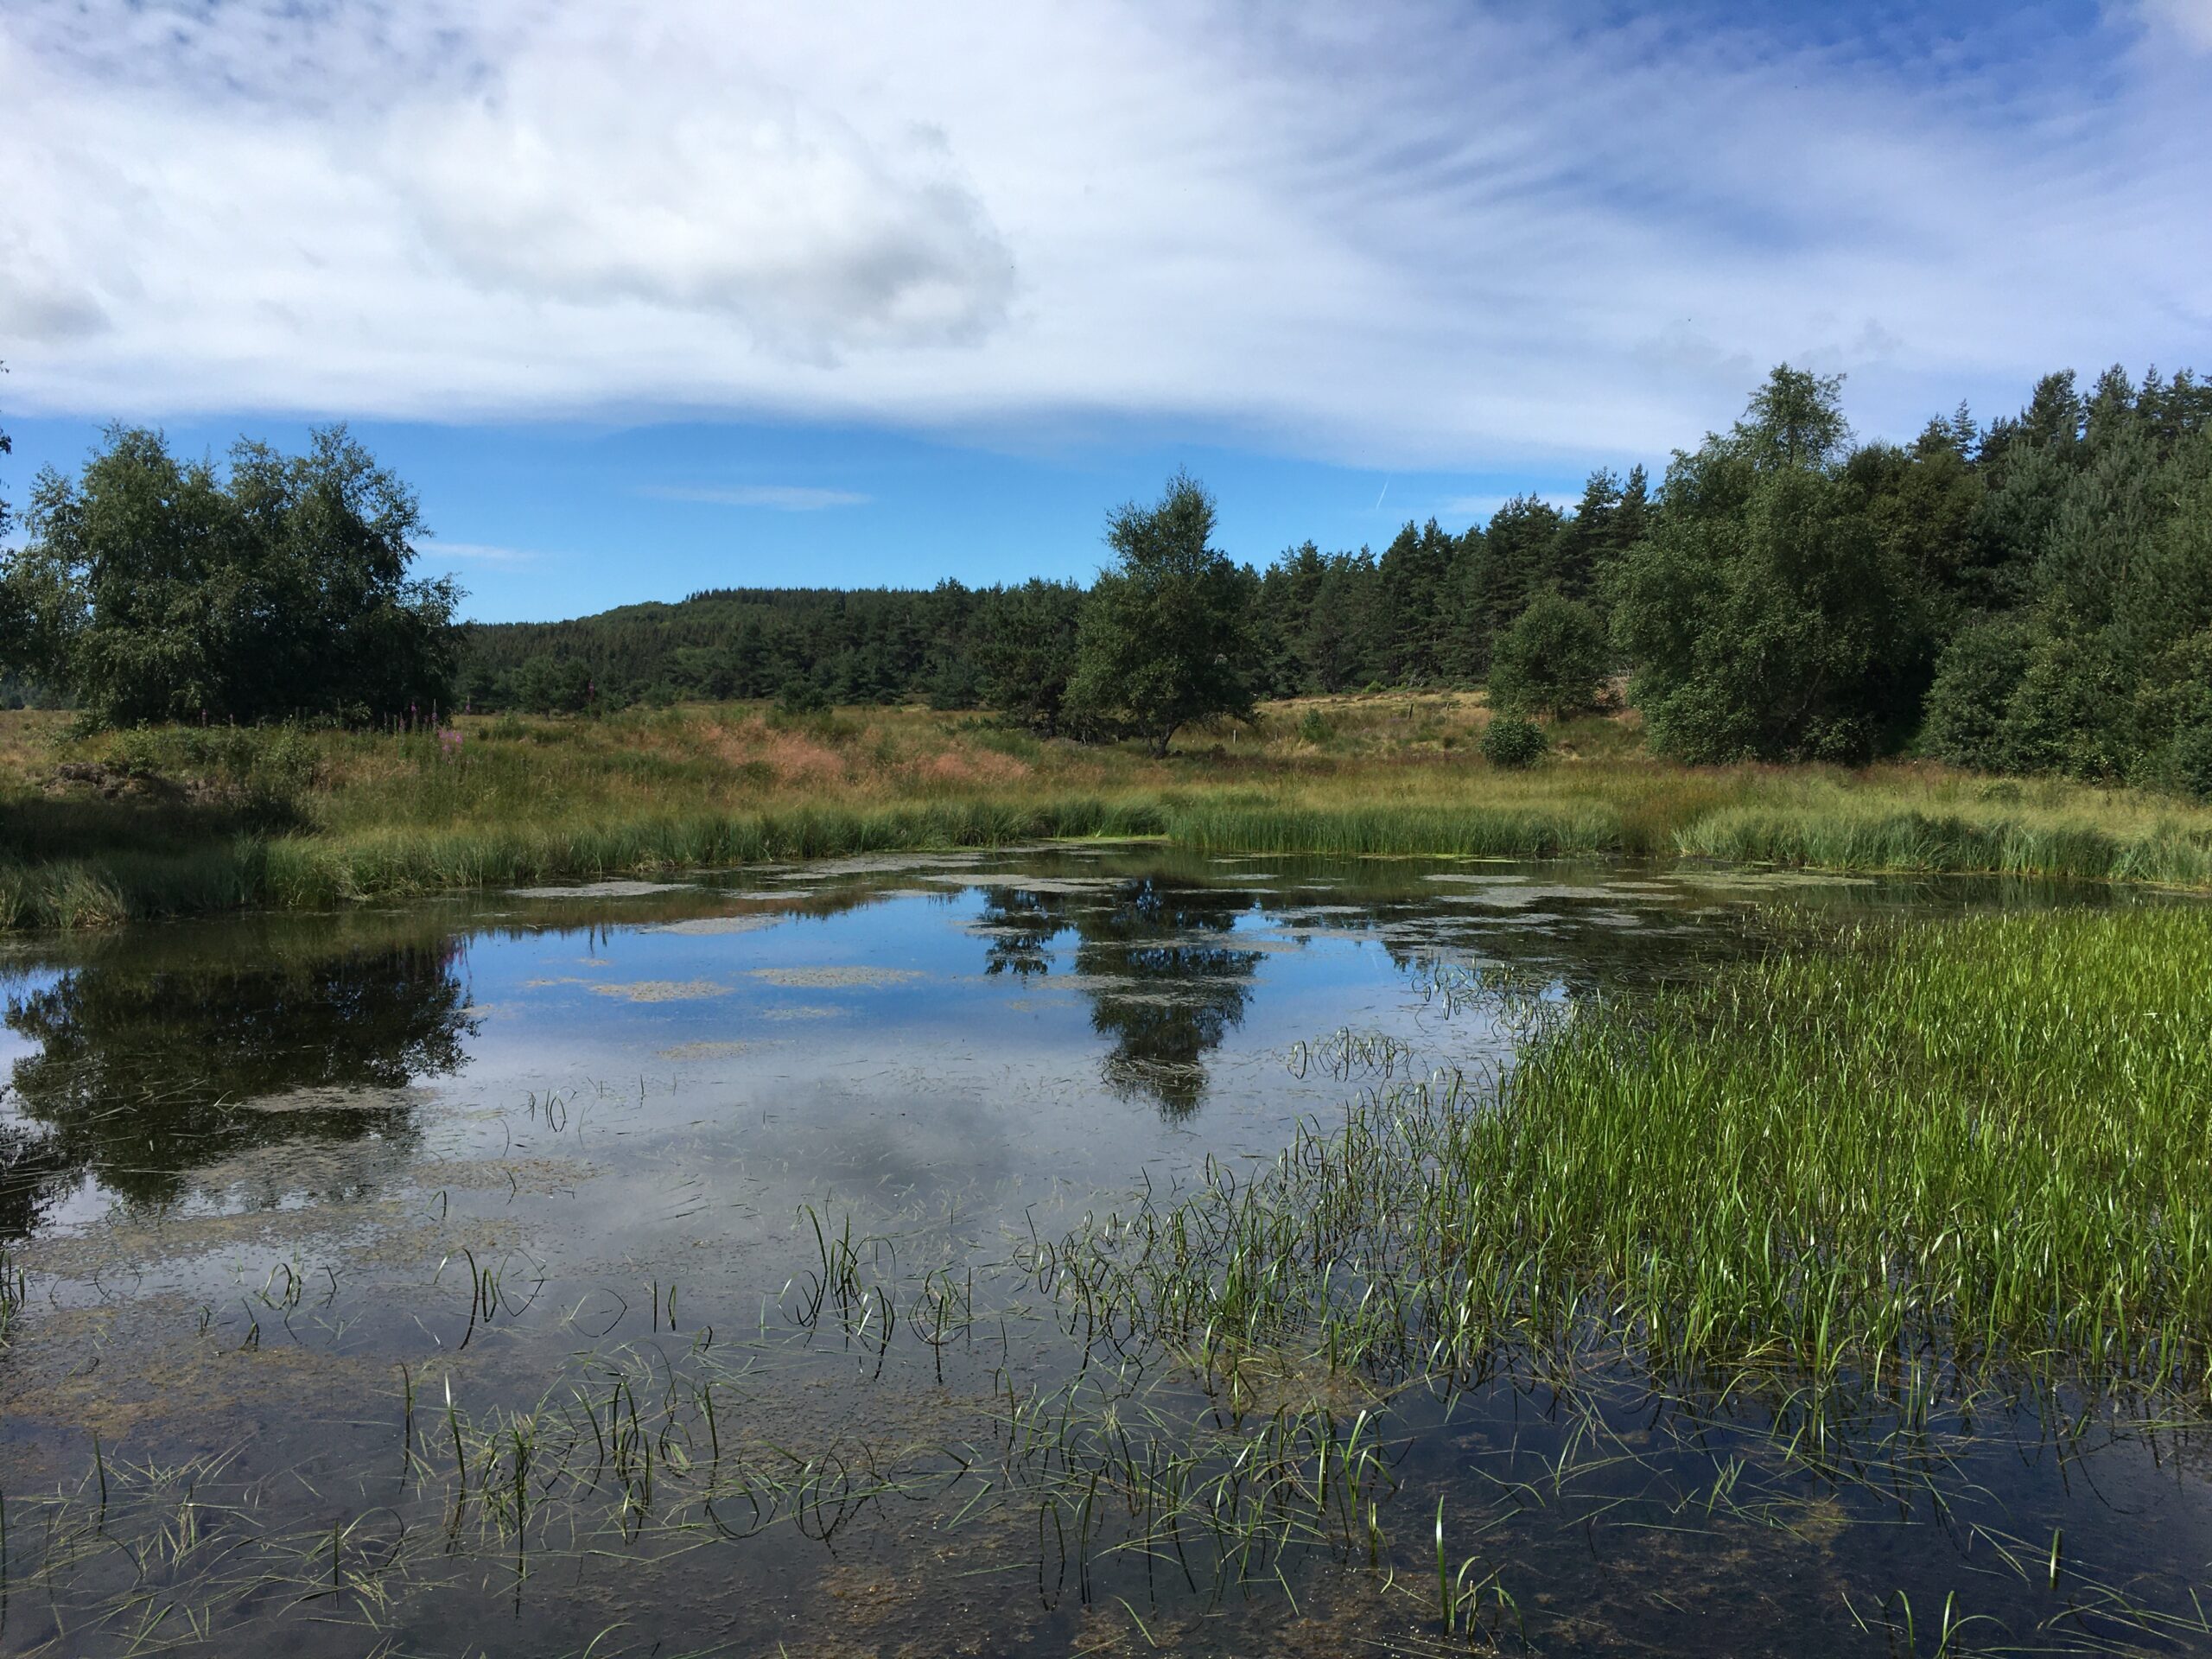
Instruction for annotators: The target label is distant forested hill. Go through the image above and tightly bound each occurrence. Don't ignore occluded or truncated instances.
[461,585,995,713]
[409,359,2212,799]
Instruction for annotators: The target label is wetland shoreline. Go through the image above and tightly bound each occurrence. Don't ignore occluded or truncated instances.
[8,697,2212,932]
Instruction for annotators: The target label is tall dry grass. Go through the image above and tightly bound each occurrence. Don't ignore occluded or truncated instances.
[7,698,2212,926]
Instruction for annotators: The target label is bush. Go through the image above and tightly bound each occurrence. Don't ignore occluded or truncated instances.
[1488,594,1608,718]
[1922,615,2031,770]
[108,724,321,793]
[2001,636,2126,780]
[1481,715,1549,769]
[100,723,322,826]
[2128,632,2212,800]
[773,677,830,716]
[513,654,594,715]
[2159,721,2212,801]
[1296,709,1335,744]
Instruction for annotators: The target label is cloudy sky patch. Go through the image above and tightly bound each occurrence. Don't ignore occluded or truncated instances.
[2,1,2205,616]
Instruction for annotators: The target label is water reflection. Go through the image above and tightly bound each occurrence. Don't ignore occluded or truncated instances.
[0,940,474,1234]
[0,855,2105,1239]
[976,876,1265,1115]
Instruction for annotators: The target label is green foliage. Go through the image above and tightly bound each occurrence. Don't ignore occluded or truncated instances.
[2128,631,2212,800]
[772,677,831,717]
[1065,472,1255,754]
[1486,594,1607,718]
[1375,518,1460,683]
[1295,708,1335,745]
[106,724,322,795]
[971,578,1084,734]
[0,425,456,728]
[1610,371,1925,764]
[461,584,995,713]
[1922,615,2031,768]
[1726,363,1853,469]
[1916,368,2212,787]
[512,654,594,715]
[1479,715,1549,769]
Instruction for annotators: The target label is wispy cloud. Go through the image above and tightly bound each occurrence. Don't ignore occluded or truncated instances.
[641,484,872,511]
[2,2,2206,462]
[421,541,541,566]
[2136,0,2212,55]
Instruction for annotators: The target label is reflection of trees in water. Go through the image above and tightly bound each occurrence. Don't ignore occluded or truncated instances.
[0,942,474,1236]
[976,879,1263,1116]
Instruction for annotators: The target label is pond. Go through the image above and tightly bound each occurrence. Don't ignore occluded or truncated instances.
[0,847,2201,1656]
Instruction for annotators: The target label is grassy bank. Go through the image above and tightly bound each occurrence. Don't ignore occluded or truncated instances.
[6,696,2212,926]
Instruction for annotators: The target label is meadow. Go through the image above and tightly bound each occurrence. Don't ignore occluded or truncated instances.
[6,693,2212,930]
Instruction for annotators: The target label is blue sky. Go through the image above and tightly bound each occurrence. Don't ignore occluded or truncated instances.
[3,1,2209,621]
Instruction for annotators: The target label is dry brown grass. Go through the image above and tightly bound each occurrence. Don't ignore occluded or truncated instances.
[8,696,2212,930]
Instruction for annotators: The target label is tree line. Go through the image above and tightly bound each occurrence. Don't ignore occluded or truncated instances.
[3,362,2208,795]
[455,474,1648,724]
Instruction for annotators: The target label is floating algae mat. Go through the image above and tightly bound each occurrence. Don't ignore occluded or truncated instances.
[0,848,2205,1656]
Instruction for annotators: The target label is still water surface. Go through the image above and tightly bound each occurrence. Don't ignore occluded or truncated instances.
[0,848,2201,1655]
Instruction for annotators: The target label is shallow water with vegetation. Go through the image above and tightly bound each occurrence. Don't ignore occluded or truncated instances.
[0,847,2205,1656]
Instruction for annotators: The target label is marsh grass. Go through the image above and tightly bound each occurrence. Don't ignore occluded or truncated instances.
[1045,907,2212,1402]
[10,699,2212,930]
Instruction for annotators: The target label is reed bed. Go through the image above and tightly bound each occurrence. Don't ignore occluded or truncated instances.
[10,700,2212,931]
[1682,799,2212,887]
[1044,907,2212,1403]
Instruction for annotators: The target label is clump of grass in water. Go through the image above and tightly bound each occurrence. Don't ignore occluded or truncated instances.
[1045,907,2212,1403]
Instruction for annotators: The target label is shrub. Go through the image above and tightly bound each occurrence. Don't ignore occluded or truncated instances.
[2001,636,2126,780]
[1488,594,1608,718]
[774,677,830,716]
[1296,709,1335,744]
[2128,632,2212,801]
[2160,721,2212,801]
[108,724,321,793]
[1480,715,1549,769]
[100,723,322,827]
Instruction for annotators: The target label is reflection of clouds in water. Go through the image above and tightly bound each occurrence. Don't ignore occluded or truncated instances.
[779,852,997,880]
[926,874,1122,894]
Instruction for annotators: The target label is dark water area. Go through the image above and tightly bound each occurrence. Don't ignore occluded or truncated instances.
[0,848,2201,1656]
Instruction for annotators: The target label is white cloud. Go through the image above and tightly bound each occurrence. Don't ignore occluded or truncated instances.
[423,541,542,565]
[643,485,872,511]
[2133,0,2212,53]
[2,2,2207,466]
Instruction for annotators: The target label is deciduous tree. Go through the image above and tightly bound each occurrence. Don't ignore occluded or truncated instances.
[1065,472,1253,754]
